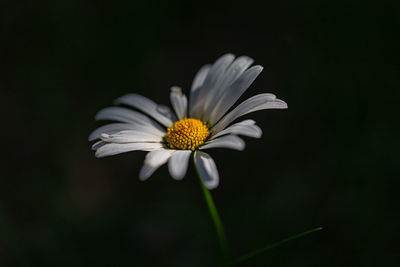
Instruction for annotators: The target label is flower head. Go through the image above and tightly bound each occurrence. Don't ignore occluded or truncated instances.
[89,54,287,189]
[164,118,210,150]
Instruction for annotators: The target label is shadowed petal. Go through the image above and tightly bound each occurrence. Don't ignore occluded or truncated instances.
[96,107,159,125]
[115,94,177,127]
[194,151,219,190]
[91,140,106,150]
[95,143,163,158]
[139,150,174,180]
[168,150,192,180]
[170,86,188,120]
[212,93,287,133]
[190,54,235,119]
[189,64,211,117]
[203,56,254,121]
[89,122,165,141]
[201,135,245,151]
[89,123,133,142]
[208,65,263,124]
[100,130,163,143]
[210,120,262,140]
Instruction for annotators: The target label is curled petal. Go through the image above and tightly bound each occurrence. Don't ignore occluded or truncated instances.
[194,151,219,190]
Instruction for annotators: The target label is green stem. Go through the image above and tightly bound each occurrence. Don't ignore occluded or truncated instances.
[194,158,229,265]
[231,227,323,266]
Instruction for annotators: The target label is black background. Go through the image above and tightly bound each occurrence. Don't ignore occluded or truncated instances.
[1,0,399,266]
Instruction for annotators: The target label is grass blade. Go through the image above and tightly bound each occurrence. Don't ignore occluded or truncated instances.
[231,227,323,266]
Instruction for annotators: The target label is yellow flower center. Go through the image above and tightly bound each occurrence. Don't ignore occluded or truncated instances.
[164,118,210,150]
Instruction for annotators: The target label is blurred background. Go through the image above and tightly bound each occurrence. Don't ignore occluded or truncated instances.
[1,0,398,266]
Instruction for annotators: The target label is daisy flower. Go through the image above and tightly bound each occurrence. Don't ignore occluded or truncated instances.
[89,54,287,189]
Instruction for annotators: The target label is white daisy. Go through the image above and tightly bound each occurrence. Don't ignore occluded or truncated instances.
[89,54,287,189]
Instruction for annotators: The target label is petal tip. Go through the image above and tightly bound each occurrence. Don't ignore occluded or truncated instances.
[204,180,219,190]
[279,100,288,109]
[170,86,182,93]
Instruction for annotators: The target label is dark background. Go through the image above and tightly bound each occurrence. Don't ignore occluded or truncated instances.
[1,0,398,266]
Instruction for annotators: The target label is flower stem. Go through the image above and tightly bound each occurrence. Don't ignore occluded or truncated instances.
[194,160,229,265]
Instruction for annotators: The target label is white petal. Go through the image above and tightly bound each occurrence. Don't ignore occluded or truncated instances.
[96,107,152,124]
[208,65,263,124]
[168,150,192,180]
[91,140,106,150]
[95,142,163,158]
[201,135,245,151]
[114,94,177,127]
[212,93,288,134]
[189,64,211,117]
[200,54,235,97]
[139,165,157,181]
[170,86,188,120]
[202,56,254,120]
[216,56,254,95]
[190,54,235,119]
[100,130,163,143]
[89,122,165,141]
[194,151,219,190]
[139,150,174,181]
[210,120,262,140]
[95,106,166,135]
[144,149,174,166]
[89,123,131,141]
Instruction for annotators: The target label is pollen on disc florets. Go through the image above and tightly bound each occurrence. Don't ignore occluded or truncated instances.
[164,118,210,150]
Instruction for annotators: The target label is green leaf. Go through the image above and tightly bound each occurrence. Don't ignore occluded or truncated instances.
[230,227,323,266]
